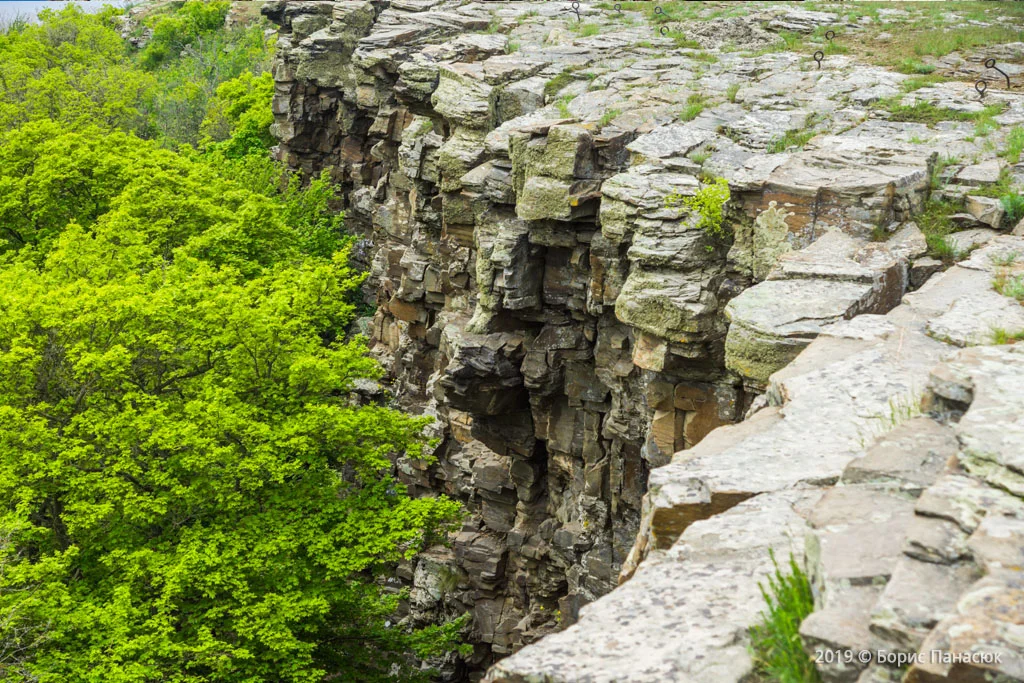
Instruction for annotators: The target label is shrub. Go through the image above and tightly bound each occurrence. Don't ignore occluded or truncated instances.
[667,176,730,239]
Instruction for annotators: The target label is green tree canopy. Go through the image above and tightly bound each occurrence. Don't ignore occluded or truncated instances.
[0,50,462,683]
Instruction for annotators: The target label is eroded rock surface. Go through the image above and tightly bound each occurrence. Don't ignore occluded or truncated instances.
[262,0,1024,678]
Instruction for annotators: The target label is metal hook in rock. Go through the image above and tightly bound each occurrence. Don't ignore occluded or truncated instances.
[613,2,622,15]
[654,6,664,15]
[985,58,1011,89]
[976,79,988,100]
[825,29,835,42]
[660,26,668,36]
[813,50,824,70]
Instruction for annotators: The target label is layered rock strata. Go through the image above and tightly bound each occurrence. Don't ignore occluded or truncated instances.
[262,0,1024,678]
[488,236,1024,683]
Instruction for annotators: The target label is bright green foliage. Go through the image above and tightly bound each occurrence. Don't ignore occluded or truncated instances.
[0,124,464,681]
[146,10,273,146]
[749,551,821,683]
[1003,193,1024,225]
[138,1,233,68]
[0,5,466,677]
[668,176,731,239]
[1004,127,1024,164]
[201,71,276,157]
[0,6,156,134]
[0,3,273,147]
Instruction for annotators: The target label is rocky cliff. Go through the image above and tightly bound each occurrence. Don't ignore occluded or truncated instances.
[261,1,1024,680]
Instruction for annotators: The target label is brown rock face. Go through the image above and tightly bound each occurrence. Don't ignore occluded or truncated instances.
[261,1,754,675]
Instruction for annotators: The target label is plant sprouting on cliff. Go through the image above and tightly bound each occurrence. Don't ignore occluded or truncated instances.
[749,550,821,683]
[667,176,731,240]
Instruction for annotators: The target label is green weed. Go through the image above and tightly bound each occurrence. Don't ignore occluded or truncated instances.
[598,108,621,127]
[749,551,820,683]
[1003,127,1024,164]
[680,93,706,122]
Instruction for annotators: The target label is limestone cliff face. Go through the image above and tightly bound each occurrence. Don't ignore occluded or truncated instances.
[263,1,750,671]
[261,1,1024,680]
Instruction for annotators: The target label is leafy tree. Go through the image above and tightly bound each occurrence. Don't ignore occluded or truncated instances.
[201,71,276,158]
[0,124,464,681]
[0,3,273,148]
[138,1,233,69]
[0,6,156,134]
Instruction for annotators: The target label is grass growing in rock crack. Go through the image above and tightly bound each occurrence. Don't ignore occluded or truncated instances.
[1003,194,1024,225]
[749,550,820,683]
[900,74,949,93]
[996,276,1024,302]
[544,71,575,99]
[930,154,959,192]
[680,93,707,122]
[878,100,1006,127]
[574,23,601,37]
[993,328,1024,345]
[726,82,741,103]
[767,120,819,154]
[994,255,1024,302]
[597,108,621,127]
[689,51,719,64]
[1003,127,1024,164]
[666,176,730,240]
[916,199,959,263]
[555,95,576,118]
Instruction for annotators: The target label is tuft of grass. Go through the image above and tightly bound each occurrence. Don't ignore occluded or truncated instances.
[993,328,1024,345]
[544,71,574,99]
[1003,194,1024,225]
[680,93,706,122]
[689,51,719,64]
[555,94,576,118]
[994,273,1024,302]
[597,108,621,127]
[900,74,948,93]
[749,551,820,683]
[896,58,936,75]
[506,40,520,54]
[878,100,1006,126]
[726,82,741,103]
[767,128,816,154]
[484,14,503,34]
[930,154,959,192]
[664,30,700,49]
[989,251,1019,268]
[691,149,711,166]
[879,393,923,430]
[575,23,601,37]
[917,200,959,263]
[1003,127,1024,164]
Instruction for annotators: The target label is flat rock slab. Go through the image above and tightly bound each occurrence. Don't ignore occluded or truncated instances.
[806,485,916,602]
[930,345,1024,496]
[725,278,875,385]
[898,237,1024,347]
[842,417,958,494]
[869,556,980,654]
[647,314,947,547]
[738,136,933,243]
[484,490,821,683]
